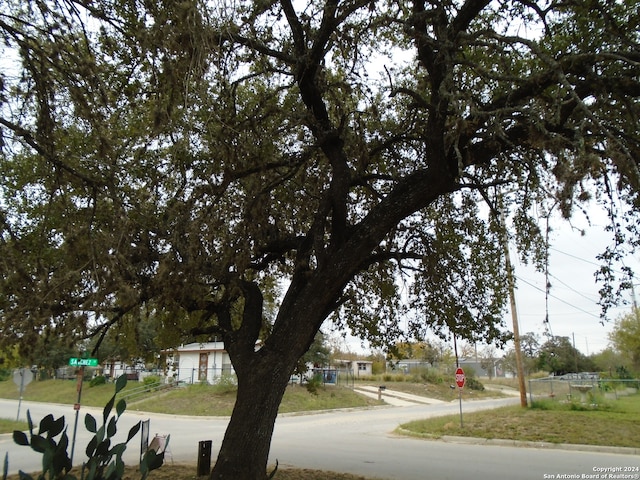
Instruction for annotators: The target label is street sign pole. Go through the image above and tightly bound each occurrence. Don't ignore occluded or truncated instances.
[13,368,33,421]
[70,365,85,464]
[452,333,464,429]
[458,386,463,428]
[16,369,25,421]
[455,367,465,428]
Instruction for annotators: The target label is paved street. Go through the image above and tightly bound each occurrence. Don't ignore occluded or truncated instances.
[1,395,638,479]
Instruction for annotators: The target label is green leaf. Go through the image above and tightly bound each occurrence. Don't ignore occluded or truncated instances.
[95,425,105,445]
[13,430,29,446]
[85,437,97,457]
[86,461,97,480]
[126,422,141,442]
[104,462,116,480]
[115,458,125,479]
[109,443,126,457]
[106,416,117,439]
[49,416,65,438]
[96,438,111,456]
[38,414,54,435]
[103,396,115,424]
[84,414,97,433]
[26,411,33,435]
[51,440,71,475]
[29,435,48,454]
[115,398,126,418]
[18,470,34,480]
[115,374,127,394]
[141,449,164,474]
[58,432,70,460]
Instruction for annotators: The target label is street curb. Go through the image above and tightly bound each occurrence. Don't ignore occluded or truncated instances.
[439,435,640,455]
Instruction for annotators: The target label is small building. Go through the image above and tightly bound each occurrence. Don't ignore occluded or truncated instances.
[457,358,504,378]
[164,342,234,384]
[334,359,373,378]
[394,359,432,373]
[102,359,144,381]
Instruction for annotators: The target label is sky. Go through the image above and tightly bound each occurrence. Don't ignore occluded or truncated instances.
[334,204,638,358]
[507,211,638,356]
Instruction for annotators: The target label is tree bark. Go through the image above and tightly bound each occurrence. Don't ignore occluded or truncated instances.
[209,353,291,480]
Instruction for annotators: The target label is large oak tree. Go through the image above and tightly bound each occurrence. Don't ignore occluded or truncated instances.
[1,0,638,478]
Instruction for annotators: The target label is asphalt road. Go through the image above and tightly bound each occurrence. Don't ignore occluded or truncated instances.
[1,396,639,479]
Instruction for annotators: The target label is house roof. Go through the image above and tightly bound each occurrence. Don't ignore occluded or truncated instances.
[334,359,373,364]
[163,342,227,354]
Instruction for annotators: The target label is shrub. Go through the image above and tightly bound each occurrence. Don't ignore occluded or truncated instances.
[212,374,238,394]
[89,376,107,388]
[142,375,161,387]
[305,374,323,395]
[4,374,166,480]
[465,377,485,391]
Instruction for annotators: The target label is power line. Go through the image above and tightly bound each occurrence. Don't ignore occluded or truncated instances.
[547,272,599,304]
[515,275,601,320]
[550,247,636,280]
[548,247,602,268]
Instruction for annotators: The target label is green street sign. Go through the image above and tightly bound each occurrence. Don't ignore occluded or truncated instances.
[68,357,99,367]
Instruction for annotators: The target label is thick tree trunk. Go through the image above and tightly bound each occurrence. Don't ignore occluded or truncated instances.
[209,355,291,480]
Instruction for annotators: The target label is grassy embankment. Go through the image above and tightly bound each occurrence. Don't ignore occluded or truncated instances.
[399,393,640,448]
[0,378,382,426]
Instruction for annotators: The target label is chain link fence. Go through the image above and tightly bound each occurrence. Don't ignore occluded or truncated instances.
[528,375,639,404]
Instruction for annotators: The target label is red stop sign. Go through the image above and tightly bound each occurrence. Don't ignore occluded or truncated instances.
[455,367,465,388]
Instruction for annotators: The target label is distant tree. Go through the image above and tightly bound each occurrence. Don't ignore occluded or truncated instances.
[502,348,538,377]
[293,331,331,379]
[458,342,476,360]
[369,351,387,375]
[590,347,628,377]
[502,332,540,377]
[0,344,22,370]
[389,340,441,364]
[479,346,497,379]
[88,313,162,366]
[608,309,640,372]
[537,336,596,375]
[520,333,541,358]
[501,350,518,377]
[31,335,77,374]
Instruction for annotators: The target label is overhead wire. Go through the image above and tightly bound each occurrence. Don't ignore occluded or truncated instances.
[515,275,601,320]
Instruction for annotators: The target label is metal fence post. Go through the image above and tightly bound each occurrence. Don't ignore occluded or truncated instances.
[197,440,212,476]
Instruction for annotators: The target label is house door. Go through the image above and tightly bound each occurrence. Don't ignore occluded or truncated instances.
[199,353,208,382]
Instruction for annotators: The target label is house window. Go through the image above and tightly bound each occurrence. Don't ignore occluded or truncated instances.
[358,363,367,371]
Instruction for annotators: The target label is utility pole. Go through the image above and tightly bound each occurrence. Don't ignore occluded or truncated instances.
[501,208,528,407]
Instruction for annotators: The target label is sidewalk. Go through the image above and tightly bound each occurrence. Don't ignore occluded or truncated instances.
[354,385,447,406]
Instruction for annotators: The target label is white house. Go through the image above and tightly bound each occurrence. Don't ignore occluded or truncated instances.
[164,342,234,384]
[334,359,373,378]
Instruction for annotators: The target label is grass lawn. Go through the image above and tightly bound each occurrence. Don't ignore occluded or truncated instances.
[0,418,27,435]
[398,394,640,448]
[0,378,140,407]
[362,380,500,401]
[128,382,381,416]
[0,379,381,423]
